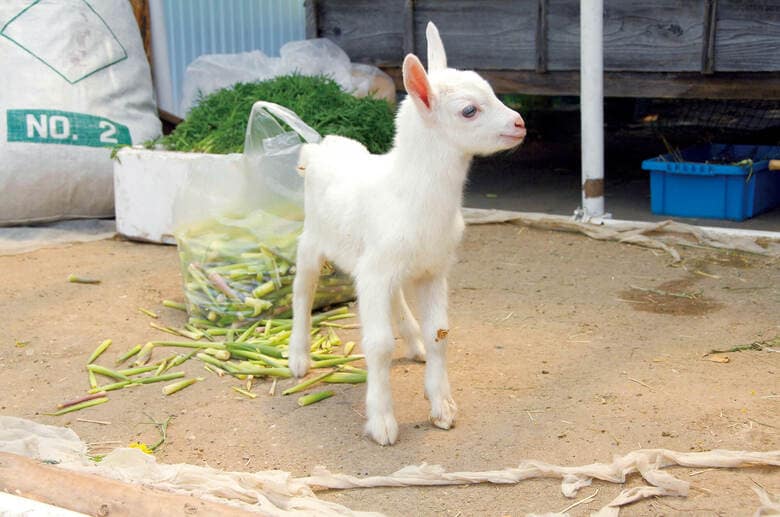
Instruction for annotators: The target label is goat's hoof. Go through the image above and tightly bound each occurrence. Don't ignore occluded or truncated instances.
[288,353,311,378]
[429,397,457,430]
[365,414,398,445]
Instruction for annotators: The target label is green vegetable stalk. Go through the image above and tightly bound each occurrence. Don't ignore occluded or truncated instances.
[87,364,130,382]
[163,377,202,395]
[115,344,142,365]
[87,339,112,364]
[46,397,109,416]
[283,369,339,396]
[68,274,101,285]
[176,213,355,330]
[297,390,334,406]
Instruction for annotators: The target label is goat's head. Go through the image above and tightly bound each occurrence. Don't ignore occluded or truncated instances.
[402,22,526,156]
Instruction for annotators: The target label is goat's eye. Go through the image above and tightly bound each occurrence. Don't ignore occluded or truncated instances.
[461,105,478,118]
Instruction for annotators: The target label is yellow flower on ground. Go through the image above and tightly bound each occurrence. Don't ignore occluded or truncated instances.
[128,442,153,454]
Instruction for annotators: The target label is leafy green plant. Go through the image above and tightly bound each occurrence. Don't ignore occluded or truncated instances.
[162,75,396,155]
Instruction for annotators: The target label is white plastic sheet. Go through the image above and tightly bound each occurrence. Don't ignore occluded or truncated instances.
[180,39,395,115]
[1,417,777,516]
[0,219,116,256]
[462,208,780,262]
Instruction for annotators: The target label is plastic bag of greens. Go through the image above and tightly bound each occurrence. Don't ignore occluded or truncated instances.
[173,102,354,328]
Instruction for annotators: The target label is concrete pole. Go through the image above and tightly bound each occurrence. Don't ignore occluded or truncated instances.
[580,0,605,218]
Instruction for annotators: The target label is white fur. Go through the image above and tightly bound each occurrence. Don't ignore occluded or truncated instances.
[288,21,525,445]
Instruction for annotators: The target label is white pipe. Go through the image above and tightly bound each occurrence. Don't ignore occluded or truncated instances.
[580,0,605,218]
[149,0,175,116]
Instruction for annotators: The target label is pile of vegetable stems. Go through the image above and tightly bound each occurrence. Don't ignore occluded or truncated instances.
[48,306,365,416]
[177,226,354,328]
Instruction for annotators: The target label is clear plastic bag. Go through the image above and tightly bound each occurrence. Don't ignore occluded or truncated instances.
[179,50,281,116]
[173,102,354,328]
[180,40,396,115]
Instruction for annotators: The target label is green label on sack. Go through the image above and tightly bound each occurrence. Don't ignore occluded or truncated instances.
[6,109,131,148]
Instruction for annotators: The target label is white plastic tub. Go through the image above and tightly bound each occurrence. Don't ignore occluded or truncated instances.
[113,147,244,244]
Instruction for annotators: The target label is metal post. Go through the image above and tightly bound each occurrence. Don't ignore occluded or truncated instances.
[580,0,605,219]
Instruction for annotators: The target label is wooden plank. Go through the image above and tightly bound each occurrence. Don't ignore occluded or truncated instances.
[305,0,319,39]
[414,0,537,70]
[382,67,780,99]
[702,0,718,74]
[536,0,548,72]
[403,0,415,56]
[317,0,780,73]
[0,452,254,517]
[547,0,704,72]
[316,0,404,65]
[714,0,780,71]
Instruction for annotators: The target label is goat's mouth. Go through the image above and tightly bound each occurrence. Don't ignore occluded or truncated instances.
[499,132,526,146]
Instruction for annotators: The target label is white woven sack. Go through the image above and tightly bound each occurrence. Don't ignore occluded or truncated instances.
[0,0,161,224]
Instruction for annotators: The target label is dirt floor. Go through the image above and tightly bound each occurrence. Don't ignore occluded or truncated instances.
[2,224,778,516]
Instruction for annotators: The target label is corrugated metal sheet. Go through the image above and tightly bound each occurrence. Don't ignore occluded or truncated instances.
[162,0,305,114]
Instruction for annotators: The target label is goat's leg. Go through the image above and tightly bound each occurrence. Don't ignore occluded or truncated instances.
[358,274,398,445]
[287,236,322,378]
[393,288,426,362]
[416,274,457,430]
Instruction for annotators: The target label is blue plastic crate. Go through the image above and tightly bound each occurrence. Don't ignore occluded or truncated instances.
[641,144,780,221]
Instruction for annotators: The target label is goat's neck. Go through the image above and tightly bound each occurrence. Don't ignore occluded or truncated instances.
[390,105,472,211]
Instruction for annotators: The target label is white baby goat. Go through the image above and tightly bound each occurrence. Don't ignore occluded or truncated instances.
[288,21,526,445]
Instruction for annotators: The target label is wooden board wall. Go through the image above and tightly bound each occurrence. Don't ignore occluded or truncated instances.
[129,0,152,65]
[312,0,780,72]
[308,0,780,98]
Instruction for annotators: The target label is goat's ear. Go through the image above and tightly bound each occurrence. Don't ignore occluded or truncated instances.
[426,21,447,72]
[402,54,433,112]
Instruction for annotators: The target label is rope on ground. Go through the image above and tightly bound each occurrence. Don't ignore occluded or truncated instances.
[302,449,780,516]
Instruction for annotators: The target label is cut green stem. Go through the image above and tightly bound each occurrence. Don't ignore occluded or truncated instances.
[89,380,131,394]
[162,377,202,395]
[133,342,155,366]
[283,369,339,396]
[323,371,367,384]
[232,386,257,399]
[138,307,159,319]
[297,390,334,406]
[87,364,130,382]
[87,339,112,364]
[68,274,101,285]
[115,344,142,365]
[132,372,186,385]
[150,341,224,350]
[88,369,98,389]
[162,300,187,311]
[118,364,158,377]
[45,397,108,416]
[57,392,107,409]
[311,356,363,369]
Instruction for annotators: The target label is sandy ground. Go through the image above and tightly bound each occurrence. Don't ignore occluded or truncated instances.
[1,224,778,516]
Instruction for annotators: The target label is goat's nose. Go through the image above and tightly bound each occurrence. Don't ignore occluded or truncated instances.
[514,115,526,129]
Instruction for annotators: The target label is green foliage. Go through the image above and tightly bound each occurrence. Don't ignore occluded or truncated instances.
[162,75,396,155]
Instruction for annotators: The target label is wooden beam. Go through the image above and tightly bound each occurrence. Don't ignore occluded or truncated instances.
[0,452,254,517]
[702,0,718,74]
[535,0,548,73]
[128,0,151,66]
[403,0,415,56]
[305,0,319,39]
[381,67,780,99]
